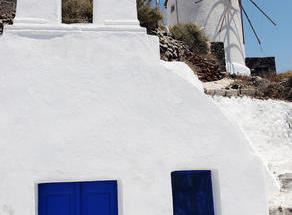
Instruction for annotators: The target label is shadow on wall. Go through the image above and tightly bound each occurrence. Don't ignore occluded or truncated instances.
[190,0,245,63]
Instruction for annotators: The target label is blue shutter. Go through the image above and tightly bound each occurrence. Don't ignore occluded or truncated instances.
[38,181,118,215]
[171,170,215,215]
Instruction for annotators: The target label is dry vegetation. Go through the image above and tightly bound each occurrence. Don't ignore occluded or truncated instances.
[136,0,163,34]
[270,71,292,82]
[170,24,209,55]
[229,71,292,102]
[62,0,93,24]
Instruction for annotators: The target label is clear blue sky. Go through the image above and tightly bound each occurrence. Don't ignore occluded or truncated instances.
[159,0,292,72]
[243,0,292,72]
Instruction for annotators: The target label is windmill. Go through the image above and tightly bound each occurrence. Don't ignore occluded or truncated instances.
[164,0,276,75]
[194,0,277,45]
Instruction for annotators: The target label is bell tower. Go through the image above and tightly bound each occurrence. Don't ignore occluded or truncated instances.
[14,0,139,26]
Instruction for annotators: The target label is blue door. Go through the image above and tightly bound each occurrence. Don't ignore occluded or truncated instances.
[171,170,215,215]
[39,181,118,215]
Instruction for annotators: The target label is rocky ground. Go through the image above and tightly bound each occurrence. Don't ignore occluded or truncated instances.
[156,27,291,102]
[205,75,292,102]
[230,74,292,102]
[156,27,227,82]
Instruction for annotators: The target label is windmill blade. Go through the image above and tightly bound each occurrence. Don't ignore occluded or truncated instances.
[248,0,277,26]
[239,1,261,45]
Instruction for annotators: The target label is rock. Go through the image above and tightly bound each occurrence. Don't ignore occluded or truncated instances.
[213,89,226,96]
[225,89,239,97]
[0,20,3,34]
[204,89,215,96]
[270,207,292,215]
[164,51,173,61]
[240,88,257,97]
[231,83,240,89]
[160,43,168,52]
[279,173,292,192]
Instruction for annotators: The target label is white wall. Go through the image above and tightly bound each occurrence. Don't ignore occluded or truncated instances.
[15,0,139,26]
[166,0,250,75]
[0,0,266,214]
[15,0,61,24]
[93,0,138,25]
[0,24,268,215]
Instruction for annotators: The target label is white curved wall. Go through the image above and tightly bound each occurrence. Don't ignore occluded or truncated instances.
[166,0,250,75]
[0,23,267,215]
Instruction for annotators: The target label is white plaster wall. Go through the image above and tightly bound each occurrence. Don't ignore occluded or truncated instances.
[93,0,138,25]
[161,61,204,93]
[166,0,250,75]
[15,0,61,24]
[0,26,268,215]
[14,0,138,25]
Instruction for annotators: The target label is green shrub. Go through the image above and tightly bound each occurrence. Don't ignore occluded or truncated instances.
[170,24,209,55]
[137,0,163,33]
[62,0,93,24]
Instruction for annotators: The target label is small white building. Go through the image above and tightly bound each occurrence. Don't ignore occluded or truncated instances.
[165,0,251,75]
[0,0,268,215]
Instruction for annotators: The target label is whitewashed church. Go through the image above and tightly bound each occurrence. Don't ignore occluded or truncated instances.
[0,0,268,215]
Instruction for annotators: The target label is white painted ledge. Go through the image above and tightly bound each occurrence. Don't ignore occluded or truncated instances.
[4,23,146,34]
[104,20,140,26]
[13,18,52,24]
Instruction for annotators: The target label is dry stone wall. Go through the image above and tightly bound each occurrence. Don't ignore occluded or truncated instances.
[0,0,16,24]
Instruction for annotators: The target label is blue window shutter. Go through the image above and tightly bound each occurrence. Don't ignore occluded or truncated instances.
[81,181,118,215]
[171,170,215,215]
[38,181,118,215]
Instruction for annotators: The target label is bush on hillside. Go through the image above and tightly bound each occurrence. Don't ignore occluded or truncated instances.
[62,0,93,24]
[273,71,292,82]
[137,0,163,33]
[170,24,209,55]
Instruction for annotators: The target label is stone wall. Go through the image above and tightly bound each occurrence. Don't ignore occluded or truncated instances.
[210,42,226,74]
[205,88,257,98]
[246,57,277,77]
[0,0,16,24]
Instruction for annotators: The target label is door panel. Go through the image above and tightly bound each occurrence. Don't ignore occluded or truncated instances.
[39,182,79,215]
[81,181,118,215]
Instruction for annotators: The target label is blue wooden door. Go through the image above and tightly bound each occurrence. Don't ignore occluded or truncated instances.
[80,181,118,215]
[171,170,215,215]
[38,181,118,215]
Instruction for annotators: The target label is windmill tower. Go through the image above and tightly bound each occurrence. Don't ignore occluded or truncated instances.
[165,0,275,76]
